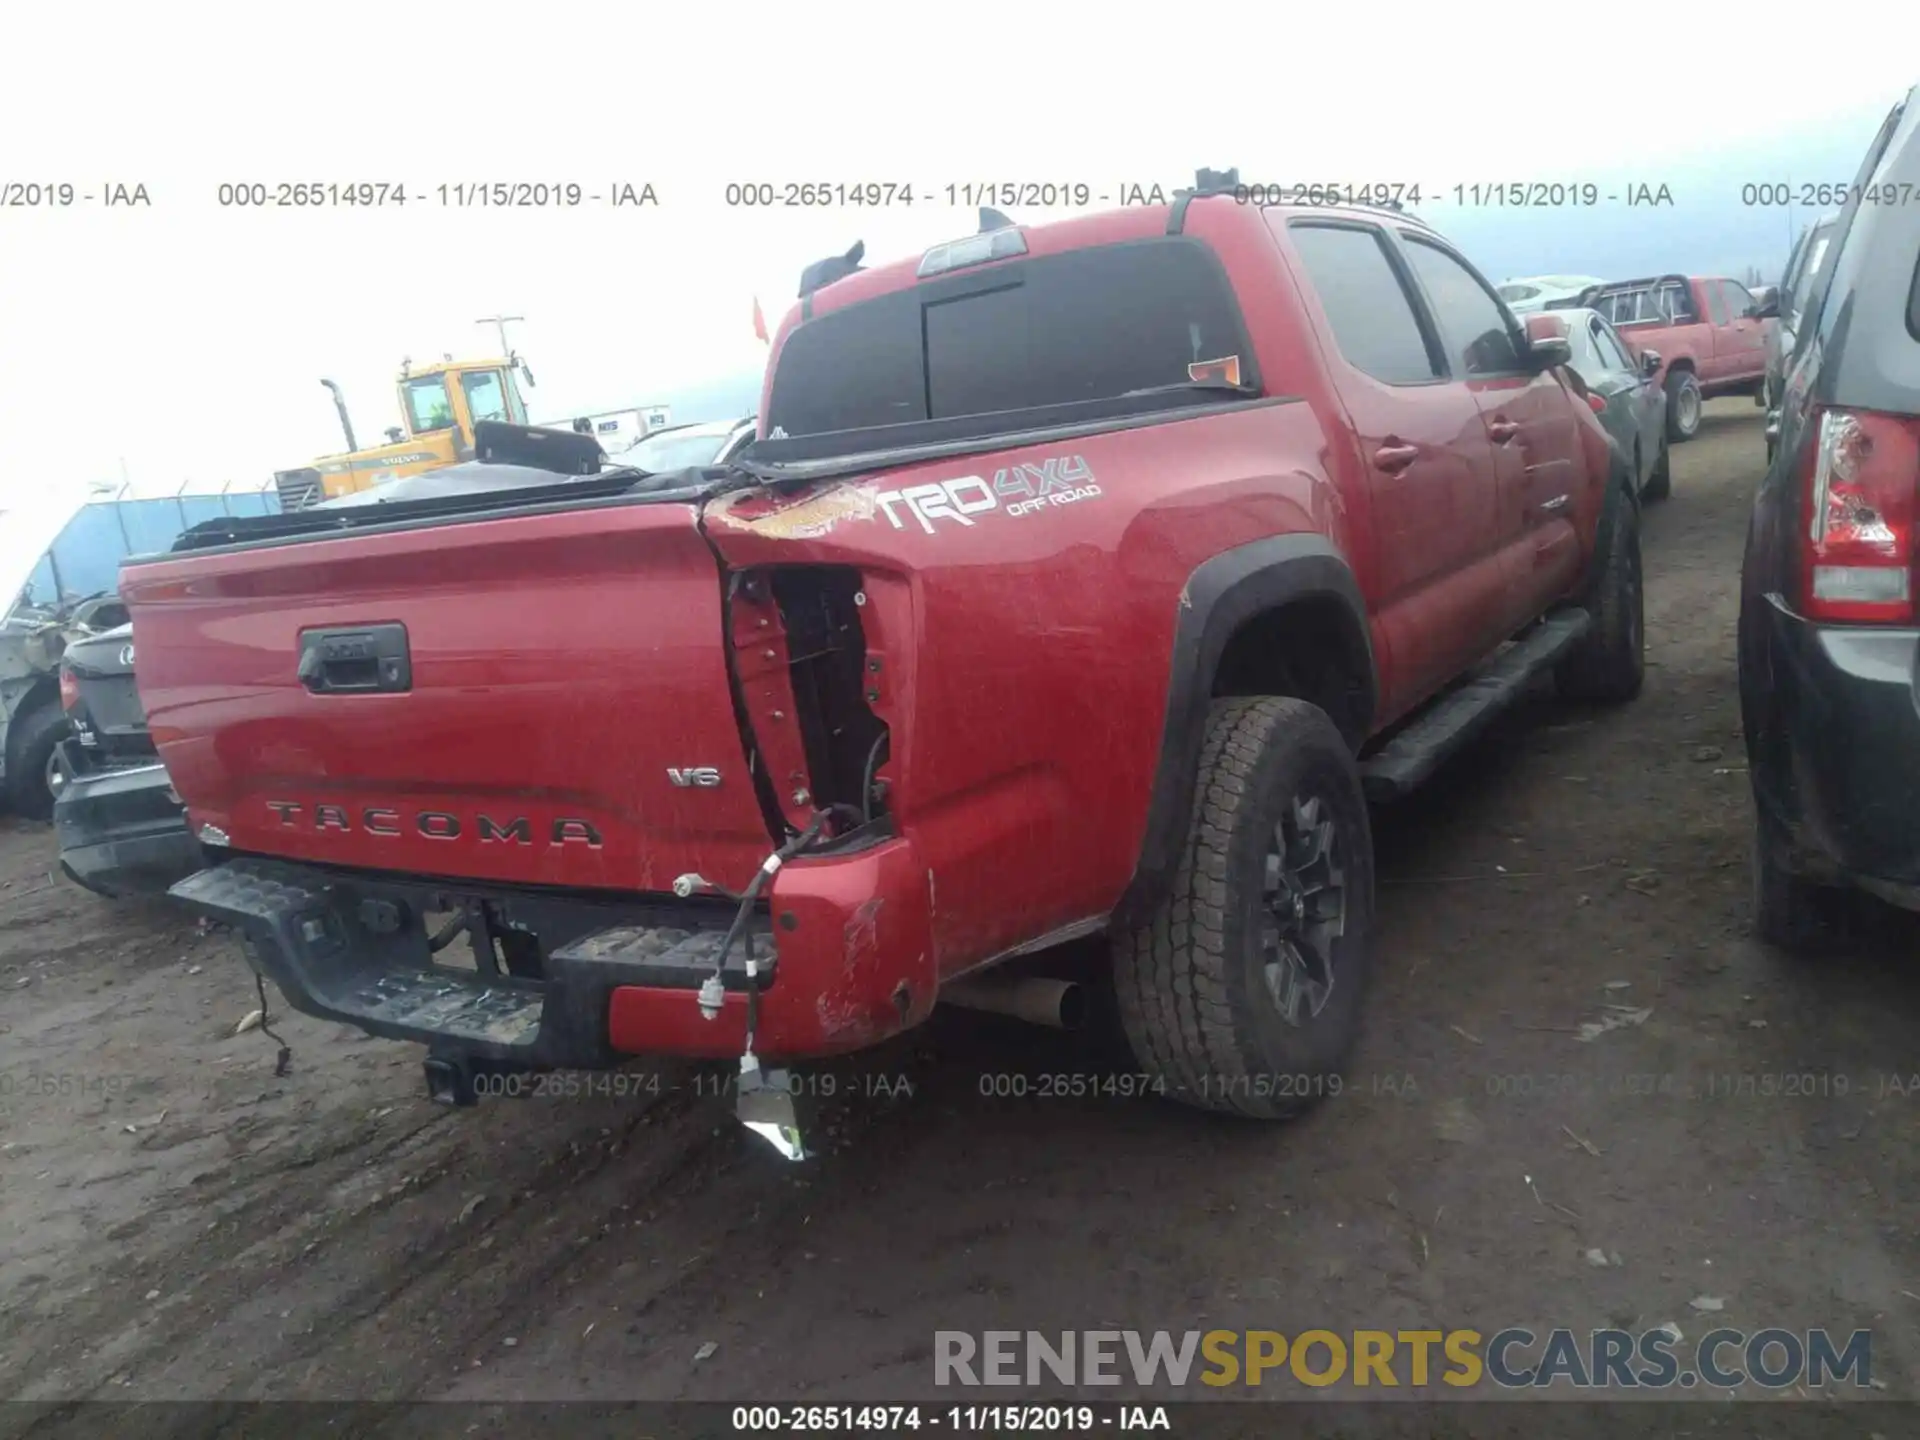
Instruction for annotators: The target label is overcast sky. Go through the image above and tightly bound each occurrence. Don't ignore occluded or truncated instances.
[1,3,1913,509]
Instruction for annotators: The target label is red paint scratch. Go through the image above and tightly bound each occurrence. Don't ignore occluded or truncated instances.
[843,896,884,975]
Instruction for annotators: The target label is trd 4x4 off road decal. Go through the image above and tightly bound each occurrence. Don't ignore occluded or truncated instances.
[874,454,1102,533]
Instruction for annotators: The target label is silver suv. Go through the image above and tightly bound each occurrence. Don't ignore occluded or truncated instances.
[1762,212,1841,460]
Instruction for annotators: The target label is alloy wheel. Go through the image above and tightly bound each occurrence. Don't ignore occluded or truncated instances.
[1260,795,1348,1026]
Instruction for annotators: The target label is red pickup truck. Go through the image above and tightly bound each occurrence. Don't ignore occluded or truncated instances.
[1573,274,1774,443]
[121,174,1643,1142]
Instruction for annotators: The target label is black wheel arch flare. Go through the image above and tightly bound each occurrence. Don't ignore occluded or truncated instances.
[1116,533,1376,927]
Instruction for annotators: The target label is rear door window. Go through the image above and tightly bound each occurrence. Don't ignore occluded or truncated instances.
[1809,96,1908,343]
[1285,222,1440,385]
[1561,318,1600,382]
[1590,318,1628,372]
[1398,236,1525,375]
[1791,225,1836,319]
[765,238,1256,437]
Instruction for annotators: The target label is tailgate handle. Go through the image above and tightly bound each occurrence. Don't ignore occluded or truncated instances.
[297,624,412,695]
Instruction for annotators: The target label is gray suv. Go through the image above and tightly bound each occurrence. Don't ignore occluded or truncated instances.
[1739,82,1920,949]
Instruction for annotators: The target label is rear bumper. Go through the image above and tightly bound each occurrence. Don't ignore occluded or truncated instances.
[53,746,202,899]
[1747,596,1920,901]
[166,834,938,1068]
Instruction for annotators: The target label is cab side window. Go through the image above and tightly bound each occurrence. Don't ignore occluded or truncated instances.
[1398,237,1524,376]
[1285,221,1441,385]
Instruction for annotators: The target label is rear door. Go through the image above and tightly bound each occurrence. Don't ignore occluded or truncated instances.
[1698,280,1733,383]
[1395,232,1587,634]
[1593,315,1665,478]
[1279,218,1504,717]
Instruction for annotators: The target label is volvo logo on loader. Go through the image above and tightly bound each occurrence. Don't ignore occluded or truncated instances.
[666,767,723,788]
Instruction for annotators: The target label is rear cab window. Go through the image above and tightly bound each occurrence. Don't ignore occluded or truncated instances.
[764,238,1260,441]
[1591,279,1694,327]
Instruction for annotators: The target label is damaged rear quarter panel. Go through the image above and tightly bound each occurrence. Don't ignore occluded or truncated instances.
[700,400,1345,975]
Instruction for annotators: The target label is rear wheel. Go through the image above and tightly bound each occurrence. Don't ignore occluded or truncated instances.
[1665,370,1702,443]
[1112,697,1374,1120]
[3,697,70,821]
[1751,822,1849,954]
[1556,496,1645,703]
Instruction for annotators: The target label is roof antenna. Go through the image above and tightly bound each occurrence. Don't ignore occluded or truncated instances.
[978,206,1016,233]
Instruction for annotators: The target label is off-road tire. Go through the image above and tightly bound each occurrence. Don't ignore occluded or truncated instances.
[3,697,69,821]
[1112,697,1374,1120]
[1555,496,1645,703]
[1665,369,1703,443]
[1642,436,1672,502]
[1751,822,1848,954]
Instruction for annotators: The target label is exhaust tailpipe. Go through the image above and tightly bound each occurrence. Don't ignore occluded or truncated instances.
[320,379,358,453]
[939,974,1086,1031]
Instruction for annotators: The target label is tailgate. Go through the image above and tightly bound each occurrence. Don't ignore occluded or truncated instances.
[119,502,774,891]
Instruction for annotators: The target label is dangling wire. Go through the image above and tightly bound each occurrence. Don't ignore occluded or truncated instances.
[253,969,292,1078]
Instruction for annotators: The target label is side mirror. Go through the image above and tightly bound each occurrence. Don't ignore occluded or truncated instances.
[1639,349,1662,377]
[1750,297,1779,320]
[1528,335,1573,370]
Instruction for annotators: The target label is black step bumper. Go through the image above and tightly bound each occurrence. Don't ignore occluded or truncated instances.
[54,746,202,900]
[168,856,765,1071]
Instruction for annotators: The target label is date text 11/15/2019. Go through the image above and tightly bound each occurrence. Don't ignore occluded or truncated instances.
[212,182,658,208]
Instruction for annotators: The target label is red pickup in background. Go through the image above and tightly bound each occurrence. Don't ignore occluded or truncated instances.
[1569,274,1774,443]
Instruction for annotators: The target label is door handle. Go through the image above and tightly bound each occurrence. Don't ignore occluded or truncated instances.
[1487,420,1519,443]
[1373,443,1419,473]
[297,623,413,695]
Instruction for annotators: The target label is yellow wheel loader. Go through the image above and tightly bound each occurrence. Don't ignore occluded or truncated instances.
[273,352,539,510]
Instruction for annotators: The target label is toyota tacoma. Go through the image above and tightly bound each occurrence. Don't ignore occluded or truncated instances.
[120,175,1643,1146]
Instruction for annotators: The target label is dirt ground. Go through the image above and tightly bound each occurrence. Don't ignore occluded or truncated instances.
[5,401,1918,1434]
